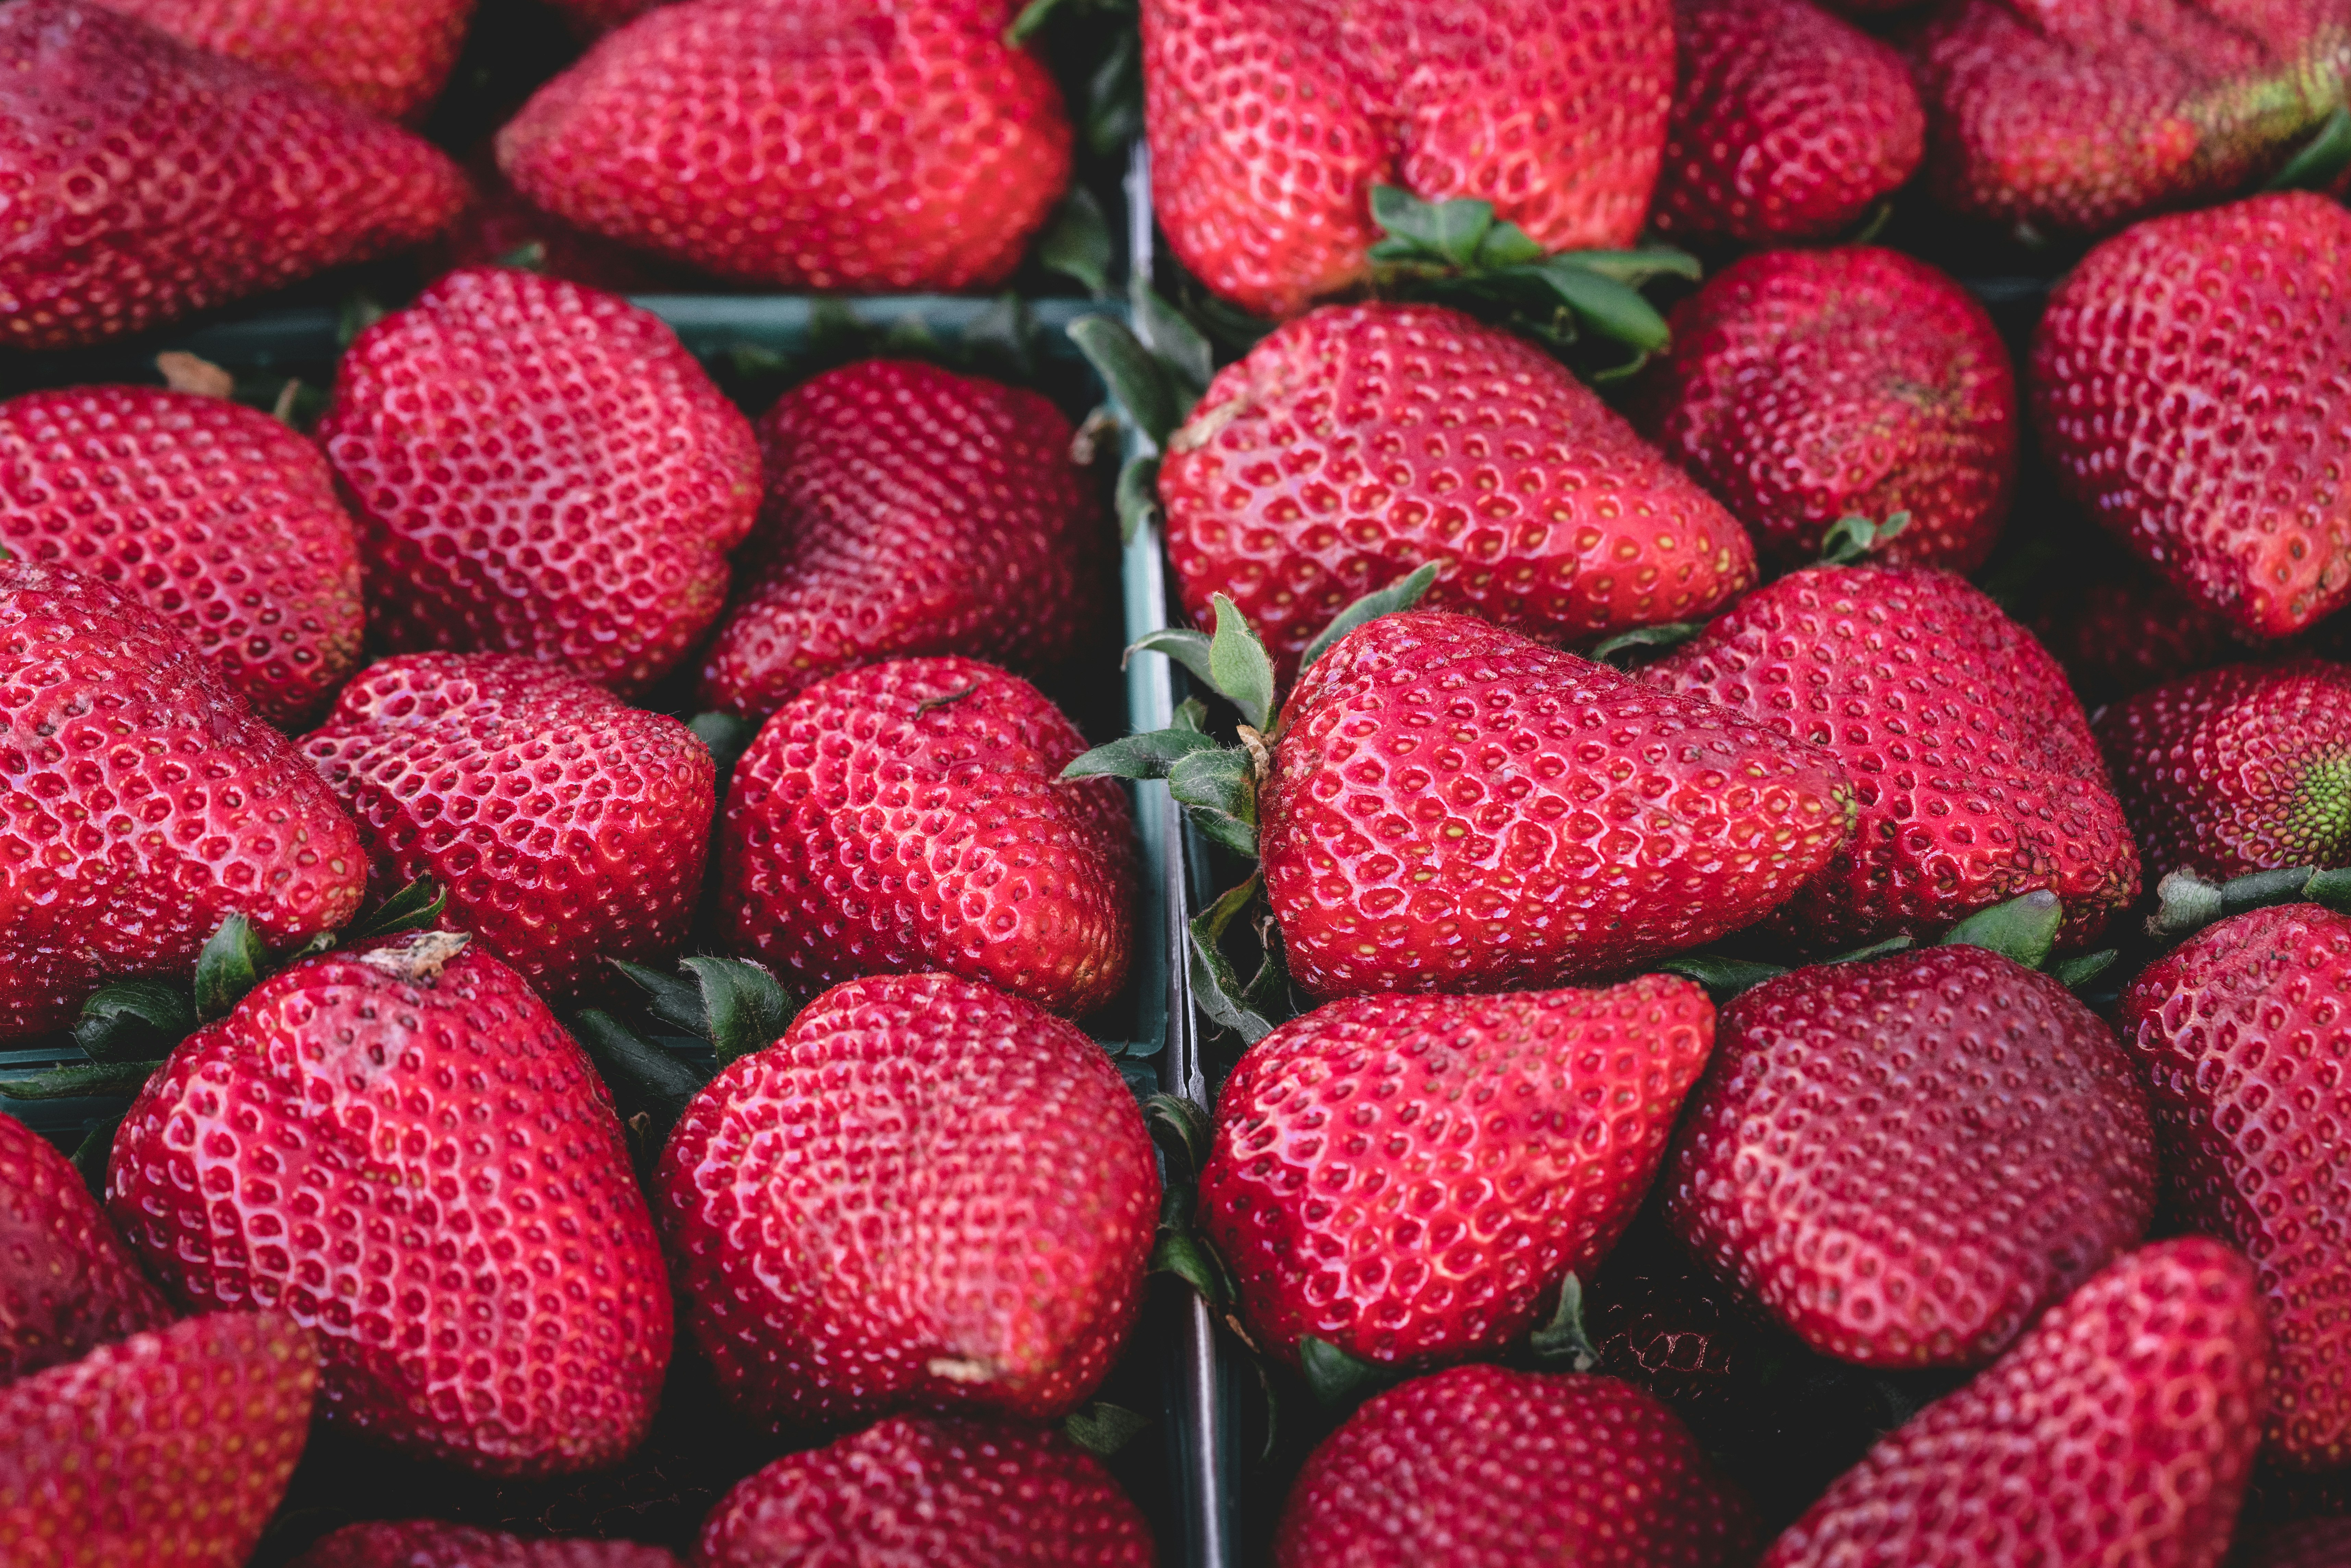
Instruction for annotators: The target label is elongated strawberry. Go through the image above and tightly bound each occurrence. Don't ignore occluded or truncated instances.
[87,0,475,120]
[291,1522,680,1567]
[0,1111,171,1382]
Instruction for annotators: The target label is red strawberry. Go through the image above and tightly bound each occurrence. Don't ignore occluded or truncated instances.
[0,559,366,1040]
[718,658,1133,1017]
[0,384,364,726]
[1633,249,2018,572]
[290,1522,681,1567]
[318,267,762,699]
[86,0,475,120]
[543,0,666,37]
[1649,0,1923,245]
[1141,0,1673,318]
[441,150,671,294]
[2035,567,2255,705]
[301,652,717,1000]
[2237,1520,2351,1567]
[2033,193,2351,639]
[1665,946,2158,1368]
[0,1110,171,1382]
[106,934,672,1477]
[1642,565,2141,950]
[1761,1238,2269,1568]
[1274,1363,1757,1567]
[0,0,465,351]
[1198,975,1715,1368]
[0,1311,317,1568]
[697,1414,1155,1567]
[496,0,1072,292]
[697,359,1105,720]
[1264,610,1852,997]
[655,973,1158,1428]
[1160,304,1757,680]
[2121,903,2351,1471]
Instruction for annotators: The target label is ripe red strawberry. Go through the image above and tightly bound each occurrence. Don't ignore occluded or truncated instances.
[655,973,1158,1429]
[1666,946,2158,1368]
[1642,565,2140,950]
[719,658,1132,1017]
[301,652,716,1000]
[496,0,1072,291]
[2237,1520,2351,1567]
[1161,305,1757,680]
[0,1111,171,1382]
[1649,0,1923,245]
[1199,975,1714,1368]
[291,1522,681,1567]
[1274,1363,1757,1567]
[2034,567,2254,705]
[107,934,672,1477]
[87,0,475,120]
[1264,610,1852,997]
[441,150,669,294]
[2033,194,2351,639]
[1633,249,2018,571]
[698,359,1105,720]
[2121,903,2351,1471]
[543,0,665,37]
[697,1415,1154,1567]
[0,559,366,1040]
[0,384,364,726]
[0,0,465,351]
[1761,1238,2268,1568]
[0,1311,316,1568]
[318,267,762,699]
[1141,0,1673,318]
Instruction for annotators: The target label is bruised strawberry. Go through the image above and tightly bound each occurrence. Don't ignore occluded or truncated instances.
[1160,304,1756,680]
[87,0,475,120]
[290,1522,681,1567]
[0,1111,171,1382]
[1633,249,2018,571]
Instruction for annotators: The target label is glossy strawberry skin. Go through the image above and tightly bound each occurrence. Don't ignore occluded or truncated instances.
[1141,0,1673,318]
[1643,565,2140,951]
[290,1522,681,1567]
[697,1415,1155,1568]
[86,0,475,120]
[1650,0,1922,245]
[1200,976,1714,1369]
[0,1111,172,1383]
[2121,905,2351,1470]
[1634,249,2018,572]
[655,974,1158,1430]
[0,385,364,726]
[1666,946,2158,1369]
[0,560,367,1041]
[719,659,1133,1017]
[1263,611,1852,999]
[698,360,1105,720]
[1160,305,1757,680]
[318,268,762,699]
[0,0,465,351]
[1275,1364,1757,1568]
[497,0,1071,291]
[1762,1238,2268,1568]
[2033,193,2351,639]
[107,939,672,1478]
[0,1312,317,1568]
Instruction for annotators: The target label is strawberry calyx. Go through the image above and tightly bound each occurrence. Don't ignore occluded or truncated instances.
[2267,103,2351,193]
[2147,864,2351,945]
[1816,511,1913,566]
[573,954,800,1151]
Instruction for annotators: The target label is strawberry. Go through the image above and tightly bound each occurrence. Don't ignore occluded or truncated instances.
[0,559,366,1040]
[441,150,670,294]
[301,652,717,1000]
[0,384,364,726]
[1140,0,1673,318]
[106,933,672,1477]
[1665,945,2158,1368]
[654,973,1158,1429]
[0,1311,317,1568]
[2033,193,2351,640]
[1649,0,1924,245]
[85,0,475,121]
[290,1522,681,1567]
[2121,903,2351,1471]
[0,0,465,352]
[1761,1238,2269,1568]
[317,267,762,699]
[1641,565,2141,950]
[697,1414,1155,1567]
[1197,974,1715,1368]
[2238,1520,2351,1567]
[697,359,1106,720]
[1263,609,1852,997]
[0,1110,172,1382]
[2034,567,2255,705]
[1632,249,2018,572]
[1159,304,1757,681]
[496,0,1072,292]
[718,658,1133,1017]
[543,0,665,38]
[1274,1363,1757,1567]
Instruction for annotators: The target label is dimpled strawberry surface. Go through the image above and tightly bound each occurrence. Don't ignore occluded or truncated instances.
[290,1521,683,1567]
[86,0,477,120]
[0,1111,172,1384]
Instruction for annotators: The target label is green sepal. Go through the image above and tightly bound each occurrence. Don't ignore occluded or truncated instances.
[2051,949,2119,990]
[194,914,267,1023]
[343,876,448,946]
[1299,1336,1388,1407]
[1657,953,1788,1002]
[1829,934,1915,966]
[1062,1402,1152,1458]
[1151,1228,1232,1305]
[1590,620,1706,666]
[492,240,548,273]
[73,980,195,1062]
[336,290,387,348]
[688,712,761,795]
[1069,315,1184,448]
[1143,1091,1212,1172]
[1116,454,1162,545]
[610,958,708,1036]
[1299,563,1441,673]
[1063,726,1227,782]
[1171,697,1210,732]
[70,1113,124,1200]
[571,1008,709,1141]
[1131,280,1214,400]
[2268,104,2351,192]
[1128,596,1276,730]
[1533,259,1672,353]
[1128,626,1215,690]
[1369,185,1502,268]
[1035,188,1113,298]
[1528,1273,1597,1372]
[1168,747,1258,858]
[1818,511,1914,566]
[677,956,795,1065]
[1939,889,2064,970]
[0,1060,164,1101]
[1080,27,1143,156]
[2146,865,2351,944]
[1189,875,1282,1044]
[1559,248,1703,286]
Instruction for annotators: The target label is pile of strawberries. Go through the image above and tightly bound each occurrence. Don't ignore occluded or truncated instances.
[3,0,2351,1563]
